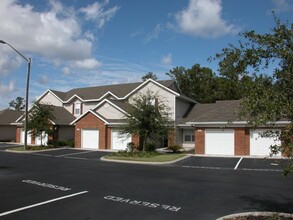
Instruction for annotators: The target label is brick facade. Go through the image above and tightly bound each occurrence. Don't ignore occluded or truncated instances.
[195,128,205,154]
[168,129,175,146]
[234,128,250,156]
[75,112,108,149]
[16,127,21,143]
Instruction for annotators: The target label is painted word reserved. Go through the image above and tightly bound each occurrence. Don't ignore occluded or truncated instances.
[22,180,71,191]
[104,195,181,212]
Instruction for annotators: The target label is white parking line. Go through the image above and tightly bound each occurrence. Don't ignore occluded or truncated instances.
[0,191,88,217]
[234,157,243,170]
[55,151,93,157]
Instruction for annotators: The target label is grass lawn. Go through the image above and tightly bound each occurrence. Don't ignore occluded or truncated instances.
[104,152,186,162]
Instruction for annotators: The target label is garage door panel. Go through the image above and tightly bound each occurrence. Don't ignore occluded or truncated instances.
[250,129,281,156]
[205,129,234,155]
[112,130,131,150]
[82,129,99,149]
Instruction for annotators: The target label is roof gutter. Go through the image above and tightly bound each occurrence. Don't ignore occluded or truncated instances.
[184,120,290,127]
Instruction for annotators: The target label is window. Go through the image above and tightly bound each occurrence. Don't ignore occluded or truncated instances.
[74,103,81,115]
[184,129,195,142]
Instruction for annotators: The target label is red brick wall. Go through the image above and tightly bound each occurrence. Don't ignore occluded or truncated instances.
[195,128,205,154]
[16,127,21,143]
[106,126,111,149]
[132,134,139,147]
[234,128,250,156]
[75,112,107,149]
[168,129,175,147]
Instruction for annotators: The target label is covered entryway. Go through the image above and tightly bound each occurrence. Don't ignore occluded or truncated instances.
[111,129,131,150]
[205,129,234,155]
[250,129,281,156]
[82,129,99,149]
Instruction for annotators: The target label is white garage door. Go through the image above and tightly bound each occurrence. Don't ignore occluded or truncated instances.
[112,129,131,150]
[250,129,281,156]
[205,129,234,155]
[82,129,99,149]
[20,129,32,144]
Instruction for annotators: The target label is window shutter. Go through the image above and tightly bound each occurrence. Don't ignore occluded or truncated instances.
[72,103,75,114]
[81,103,83,114]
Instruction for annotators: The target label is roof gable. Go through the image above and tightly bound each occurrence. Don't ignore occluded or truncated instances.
[38,79,180,104]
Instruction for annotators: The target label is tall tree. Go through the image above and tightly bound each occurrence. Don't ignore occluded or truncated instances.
[120,90,172,151]
[213,15,292,174]
[9,97,25,111]
[27,103,55,146]
[141,72,158,81]
[166,64,218,103]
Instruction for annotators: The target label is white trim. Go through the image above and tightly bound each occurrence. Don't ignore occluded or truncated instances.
[35,89,64,105]
[70,110,108,125]
[38,79,180,105]
[125,79,180,98]
[92,99,128,115]
[186,121,290,126]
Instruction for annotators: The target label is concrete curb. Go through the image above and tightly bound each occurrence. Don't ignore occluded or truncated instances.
[216,211,293,220]
[5,147,69,154]
[100,154,192,165]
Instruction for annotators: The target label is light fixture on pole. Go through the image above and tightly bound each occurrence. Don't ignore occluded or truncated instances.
[0,40,31,150]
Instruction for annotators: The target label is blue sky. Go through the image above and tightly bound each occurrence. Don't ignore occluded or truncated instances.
[0,0,292,109]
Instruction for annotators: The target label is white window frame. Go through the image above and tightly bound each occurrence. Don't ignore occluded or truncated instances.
[183,129,195,142]
[74,102,81,115]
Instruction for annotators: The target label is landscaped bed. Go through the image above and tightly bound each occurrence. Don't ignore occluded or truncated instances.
[219,212,293,220]
[9,145,60,151]
[104,151,187,162]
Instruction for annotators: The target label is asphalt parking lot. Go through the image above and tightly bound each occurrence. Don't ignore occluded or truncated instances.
[0,145,292,220]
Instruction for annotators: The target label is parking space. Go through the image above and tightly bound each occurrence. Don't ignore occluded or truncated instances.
[0,149,292,220]
[0,142,22,151]
[176,156,290,172]
[31,148,110,160]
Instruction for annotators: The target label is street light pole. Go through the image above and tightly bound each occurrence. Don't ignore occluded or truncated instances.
[0,40,31,150]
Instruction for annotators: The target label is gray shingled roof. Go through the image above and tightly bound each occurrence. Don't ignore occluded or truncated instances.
[49,105,76,125]
[0,109,23,125]
[50,80,181,102]
[108,100,134,113]
[181,100,242,123]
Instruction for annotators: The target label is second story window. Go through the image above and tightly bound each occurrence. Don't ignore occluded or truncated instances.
[74,103,81,115]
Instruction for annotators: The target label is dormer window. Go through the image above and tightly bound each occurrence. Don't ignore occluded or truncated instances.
[74,103,81,115]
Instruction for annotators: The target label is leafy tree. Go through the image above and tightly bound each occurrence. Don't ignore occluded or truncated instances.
[27,103,55,146]
[120,90,172,151]
[141,72,158,81]
[213,15,292,175]
[166,64,218,103]
[9,97,25,111]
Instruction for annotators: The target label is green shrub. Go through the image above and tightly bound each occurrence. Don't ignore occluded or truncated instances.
[110,151,160,158]
[47,139,75,147]
[167,145,182,153]
[146,142,156,152]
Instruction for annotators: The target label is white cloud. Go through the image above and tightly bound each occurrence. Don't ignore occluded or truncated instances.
[0,0,118,74]
[144,23,164,43]
[38,75,49,85]
[0,80,16,96]
[62,67,70,75]
[174,0,240,38]
[0,51,22,76]
[271,0,293,13]
[75,58,102,70]
[161,53,172,66]
[80,1,120,28]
